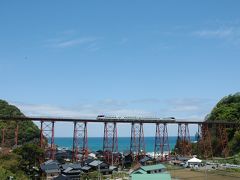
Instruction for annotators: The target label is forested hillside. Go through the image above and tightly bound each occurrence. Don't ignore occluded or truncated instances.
[0,100,40,146]
[0,100,43,179]
[206,93,240,155]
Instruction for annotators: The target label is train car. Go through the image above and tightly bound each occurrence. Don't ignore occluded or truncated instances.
[96,115,119,120]
[96,115,105,119]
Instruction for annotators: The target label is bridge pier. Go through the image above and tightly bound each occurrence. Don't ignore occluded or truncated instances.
[72,121,88,162]
[217,124,229,158]
[177,123,192,156]
[40,121,55,160]
[1,128,5,147]
[14,124,19,147]
[1,124,18,148]
[103,122,119,164]
[200,123,213,159]
[130,122,145,161]
[154,123,170,161]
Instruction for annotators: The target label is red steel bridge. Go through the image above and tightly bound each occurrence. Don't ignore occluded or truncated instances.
[0,116,239,164]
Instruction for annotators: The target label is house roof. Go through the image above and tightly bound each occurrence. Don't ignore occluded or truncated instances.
[40,161,60,173]
[61,164,72,170]
[70,163,81,169]
[84,159,94,165]
[63,167,73,173]
[131,173,171,180]
[109,166,118,171]
[140,164,166,172]
[131,169,147,174]
[81,165,92,171]
[89,160,103,167]
[139,156,152,163]
[44,160,54,165]
[45,169,60,174]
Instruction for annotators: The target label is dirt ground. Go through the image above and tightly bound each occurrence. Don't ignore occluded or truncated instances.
[169,168,240,180]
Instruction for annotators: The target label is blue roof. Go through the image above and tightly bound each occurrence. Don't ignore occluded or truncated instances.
[140,164,166,171]
[131,173,171,180]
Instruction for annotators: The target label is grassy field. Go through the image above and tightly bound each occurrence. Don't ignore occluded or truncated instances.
[169,168,240,180]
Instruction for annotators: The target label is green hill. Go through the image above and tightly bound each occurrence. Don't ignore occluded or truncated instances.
[206,93,240,155]
[0,100,43,179]
[0,100,40,147]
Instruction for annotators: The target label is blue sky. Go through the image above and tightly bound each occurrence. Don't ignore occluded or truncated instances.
[0,1,240,136]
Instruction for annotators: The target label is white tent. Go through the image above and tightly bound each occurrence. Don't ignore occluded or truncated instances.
[187,157,202,167]
[187,157,202,163]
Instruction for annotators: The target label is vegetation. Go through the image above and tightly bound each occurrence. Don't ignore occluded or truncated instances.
[0,100,40,146]
[174,93,240,158]
[0,100,43,179]
[0,152,28,180]
[206,93,240,156]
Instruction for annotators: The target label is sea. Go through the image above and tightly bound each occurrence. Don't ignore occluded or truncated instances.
[54,136,196,153]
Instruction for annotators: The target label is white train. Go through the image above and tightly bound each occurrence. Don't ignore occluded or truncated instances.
[96,115,175,121]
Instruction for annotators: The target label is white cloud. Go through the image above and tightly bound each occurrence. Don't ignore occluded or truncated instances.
[193,28,234,38]
[192,25,240,45]
[162,98,215,120]
[11,101,153,118]
[47,37,98,48]
[44,29,101,49]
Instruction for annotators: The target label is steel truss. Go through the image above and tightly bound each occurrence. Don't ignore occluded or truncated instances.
[130,122,145,161]
[72,121,88,162]
[103,122,119,164]
[217,124,229,157]
[154,123,170,161]
[40,121,55,160]
[177,123,192,156]
[1,124,19,147]
[200,123,213,159]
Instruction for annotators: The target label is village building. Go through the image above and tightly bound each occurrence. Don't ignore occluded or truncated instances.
[132,164,167,174]
[60,163,83,180]
[131,173,171,180]
[131,164,171,180]
[40,160,61,180]
[88,160,113,175]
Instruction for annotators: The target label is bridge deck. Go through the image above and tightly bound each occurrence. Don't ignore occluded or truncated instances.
[0,116,238,124]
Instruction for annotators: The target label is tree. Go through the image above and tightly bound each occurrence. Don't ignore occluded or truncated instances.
[13,143,44,174]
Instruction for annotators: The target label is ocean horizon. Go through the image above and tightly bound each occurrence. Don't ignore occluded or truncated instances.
[54,136,196,153]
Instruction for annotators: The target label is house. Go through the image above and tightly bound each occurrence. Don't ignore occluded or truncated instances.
[40,160,60,180]
[60,163,83,180]
[88,160,113,175]
[131,173,171,180]
[132,164,166,174]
